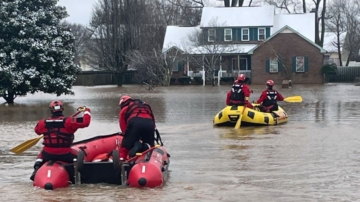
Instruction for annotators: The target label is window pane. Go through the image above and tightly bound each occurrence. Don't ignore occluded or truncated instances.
[270,58,278,72]
[259,29,265,40]
[225,29,232,41]
[208,29,215,42]
[296,56,304,72]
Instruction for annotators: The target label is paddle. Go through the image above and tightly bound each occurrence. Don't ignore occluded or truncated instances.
[10,107,86,154]
[284,96,302,103]
[234,105,247,129]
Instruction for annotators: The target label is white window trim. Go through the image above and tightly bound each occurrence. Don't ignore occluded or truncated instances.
[224,29,232,41]
[296,56,305,72]
[258,28,266,41]
[242,28,249,41]
[208,29,216,42]
[270,58,278,73]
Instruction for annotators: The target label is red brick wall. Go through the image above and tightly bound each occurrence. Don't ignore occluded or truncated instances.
[251,32,324,84]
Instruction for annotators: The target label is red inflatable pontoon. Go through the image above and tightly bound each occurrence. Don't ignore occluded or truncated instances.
[127,145,170,188]
[33,133,123,190]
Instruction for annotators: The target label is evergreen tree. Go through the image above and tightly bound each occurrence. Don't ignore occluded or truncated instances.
[0,0,80,104]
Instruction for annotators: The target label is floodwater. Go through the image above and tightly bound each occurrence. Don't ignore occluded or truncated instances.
[1,83,360,202]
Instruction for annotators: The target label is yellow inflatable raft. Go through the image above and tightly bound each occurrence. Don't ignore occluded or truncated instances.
[213,105,288,126]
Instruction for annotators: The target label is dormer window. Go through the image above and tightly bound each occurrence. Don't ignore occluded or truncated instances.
[258,28,265,41]
[224,29,232,41]
[242,28,249,41]
[208,29,216,42]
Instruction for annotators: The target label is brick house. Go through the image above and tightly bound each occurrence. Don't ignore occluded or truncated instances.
[162,6,327,85]
[250,25,326,84]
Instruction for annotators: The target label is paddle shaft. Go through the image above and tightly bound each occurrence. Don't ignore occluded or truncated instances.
[235,105,247,129]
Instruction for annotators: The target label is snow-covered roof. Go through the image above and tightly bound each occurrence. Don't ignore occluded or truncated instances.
[273,13,315,42]
[200,6,275,27]
[248,25,327,54]
[162,26,201,53]
[323,32,347,52]
[188,44,258,55]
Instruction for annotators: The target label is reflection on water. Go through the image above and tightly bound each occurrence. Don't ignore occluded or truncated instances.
[1,84,360,201]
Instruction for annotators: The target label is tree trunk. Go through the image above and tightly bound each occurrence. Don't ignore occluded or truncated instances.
[345,51,352,66]
[239,0,245,6]
[224,0,230,7]
[115,73,123,86]
[337,33,343,67]
[302,0,307,13]
[231,0,238,7]
[319,0,326,47]
[3,91,15,104]
[314,1,321,46]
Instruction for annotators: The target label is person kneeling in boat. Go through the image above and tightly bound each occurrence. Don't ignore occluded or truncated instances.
[254,80,284,112]
[226,74,253,109]
[30,101,91,181]
[118,95,155,161]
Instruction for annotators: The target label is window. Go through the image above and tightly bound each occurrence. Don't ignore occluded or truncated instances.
[208,29,216,42]
[242,28,249,41]
[296,56,305,72]
[172,62,179,71]
[258,28,265,41]
[270,58,278,72]
[224,29,232,41]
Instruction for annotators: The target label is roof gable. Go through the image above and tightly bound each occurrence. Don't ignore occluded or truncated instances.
[248,25,327,54]
[200,6,275,27]
[162,26,201,53]
[272,13,315,42]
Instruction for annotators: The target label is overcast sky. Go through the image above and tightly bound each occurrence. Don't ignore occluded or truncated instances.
[58,0,97,26]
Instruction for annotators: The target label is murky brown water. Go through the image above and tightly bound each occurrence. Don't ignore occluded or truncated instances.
[1,83,360,202]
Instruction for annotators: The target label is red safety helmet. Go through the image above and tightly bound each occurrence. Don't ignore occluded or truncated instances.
[237,74,246,81]
[119,95,131,108]
[49,100,64,113]
[266,80,274,86]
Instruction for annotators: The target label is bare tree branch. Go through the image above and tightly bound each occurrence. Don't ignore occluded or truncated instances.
[184,19,239,86]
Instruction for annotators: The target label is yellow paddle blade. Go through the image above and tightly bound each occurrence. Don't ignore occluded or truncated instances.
[284,96,303,103]
[234,114,242,129]
[10,135,44,154]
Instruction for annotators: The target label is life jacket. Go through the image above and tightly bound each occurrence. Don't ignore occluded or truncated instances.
[43,116,74,148]
[124,99,155,123]
[262,90,278,107]
[229,84,245,105]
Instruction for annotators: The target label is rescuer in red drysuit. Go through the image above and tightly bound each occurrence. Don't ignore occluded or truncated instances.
[118,95,156,161]
[30,100,91,181]
[226,74,253,109]
[254,80,285,112]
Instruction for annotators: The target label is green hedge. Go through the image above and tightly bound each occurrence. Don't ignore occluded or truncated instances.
[178,76,191,84]
[321,63,338,75]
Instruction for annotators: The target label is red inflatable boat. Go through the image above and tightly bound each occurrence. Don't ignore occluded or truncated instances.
[32,132,170,190]
[33,133,123,190]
